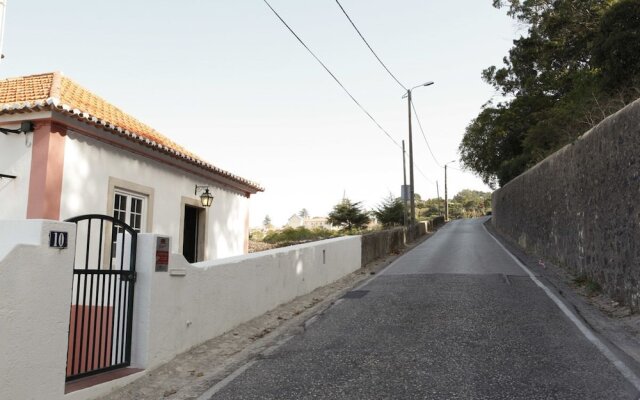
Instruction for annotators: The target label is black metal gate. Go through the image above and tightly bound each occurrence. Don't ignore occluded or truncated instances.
[64,214,137,381]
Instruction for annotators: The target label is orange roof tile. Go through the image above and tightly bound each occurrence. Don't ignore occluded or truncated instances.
[0,72,263,193]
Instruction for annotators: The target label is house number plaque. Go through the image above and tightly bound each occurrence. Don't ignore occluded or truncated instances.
[49,231,68,249]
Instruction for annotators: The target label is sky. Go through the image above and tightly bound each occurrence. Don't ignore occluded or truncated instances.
[0,0,520,227]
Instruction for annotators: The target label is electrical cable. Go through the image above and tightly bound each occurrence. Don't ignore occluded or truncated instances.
[262,0,402,150]
[264,0,436,189]
[334,0,442,177]
[334,0,406,91]
[411,100,442,168]
[415,165,436,185]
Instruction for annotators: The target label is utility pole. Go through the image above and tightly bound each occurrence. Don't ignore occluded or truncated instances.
[444,164,449,221]
[407,89,415,236]
[436,180,442,216]
[402,140,408,229]
[403,81,433,238]
[444,159,456,221]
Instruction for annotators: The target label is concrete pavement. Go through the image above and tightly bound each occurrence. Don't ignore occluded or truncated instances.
[202,218,640,399]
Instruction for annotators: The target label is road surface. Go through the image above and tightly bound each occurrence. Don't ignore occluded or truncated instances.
[202,218,640,399]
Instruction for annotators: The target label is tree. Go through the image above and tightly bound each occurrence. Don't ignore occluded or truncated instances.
[452,190,492,218]
[263,215,272,229]
[592,0,640,89]
[461,0,640,188]
[417,197,443,220]
[298,208,310,219]
[327,198,371,231]
[373,194,405,228]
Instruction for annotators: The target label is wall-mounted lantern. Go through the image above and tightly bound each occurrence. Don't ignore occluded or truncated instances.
[194,185,214,207]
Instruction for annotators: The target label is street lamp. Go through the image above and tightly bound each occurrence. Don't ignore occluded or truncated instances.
[403,81,434,237]
[444,159,456,221]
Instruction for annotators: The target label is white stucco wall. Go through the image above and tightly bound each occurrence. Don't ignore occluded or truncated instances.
[0,220,76,400]
[0,225,361,400]
[60,131,250,260]
[135,234,362,370]
[0,129,33,219]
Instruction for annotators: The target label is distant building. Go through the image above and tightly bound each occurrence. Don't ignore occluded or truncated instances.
[304,216,333,230]
[286,214,335,230]
[286,214,305,228]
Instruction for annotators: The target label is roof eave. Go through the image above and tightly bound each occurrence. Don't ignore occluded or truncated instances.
[0,104,265,194]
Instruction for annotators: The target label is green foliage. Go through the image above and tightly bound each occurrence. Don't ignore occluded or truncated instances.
[327,198,371,231]
[593,0,640,88]
[417,197,443,220]
[373,194,405,227]
[461,0,640,187]
[415,189,492,221]
[452,190,492,218]
[262,226,335,246]
[298,208,310,218]
[263,215,272,228]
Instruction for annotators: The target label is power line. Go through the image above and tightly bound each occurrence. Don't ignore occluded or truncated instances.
[411,100,442,168]
[334,0,406,91]
[262,0,402,150]
[415,165,436,185]
[334,0,442,178]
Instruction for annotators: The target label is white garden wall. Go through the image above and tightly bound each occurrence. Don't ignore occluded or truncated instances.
[0,219,361,400]
[0,220,76,400]
[133,234,362,369]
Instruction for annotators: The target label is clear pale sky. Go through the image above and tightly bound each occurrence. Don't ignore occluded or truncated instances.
[1,0,518,227]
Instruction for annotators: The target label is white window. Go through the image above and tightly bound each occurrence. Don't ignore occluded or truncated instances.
[113,190,146,232]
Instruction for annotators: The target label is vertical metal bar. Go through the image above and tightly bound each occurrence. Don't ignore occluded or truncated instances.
[118,229,128,363]
[79,273,88,373]
[79,220,91,373]
[110,223,117,271]
[121,281,129,364]
[124,233,137,364]
[71,272,81,376]
[120,228,126,271]
[98,273,106,369]
[84,219,92,270]
[115,274,123,364]
[107,223,116,367]
[107,272,115,367]
[85,273,95,373]
[93,219,104,370]
[84,220,96,373]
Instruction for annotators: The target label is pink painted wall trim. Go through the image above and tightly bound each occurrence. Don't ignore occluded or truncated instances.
[26,121,67,220]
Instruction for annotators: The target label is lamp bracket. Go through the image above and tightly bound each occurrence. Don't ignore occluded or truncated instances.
[195,185,209,196]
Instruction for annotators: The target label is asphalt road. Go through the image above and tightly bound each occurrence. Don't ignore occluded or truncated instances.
[204,218,640,399]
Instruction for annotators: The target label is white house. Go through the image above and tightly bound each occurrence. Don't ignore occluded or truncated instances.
[286,214,335,230]
[286,213,305,228]
[0,72,263,261]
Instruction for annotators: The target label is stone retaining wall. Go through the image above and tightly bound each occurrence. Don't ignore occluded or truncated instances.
[492,98,640,310]
[361,222,427,267]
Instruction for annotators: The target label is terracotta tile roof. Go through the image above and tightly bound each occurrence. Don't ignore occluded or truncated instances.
[0,72,263,193]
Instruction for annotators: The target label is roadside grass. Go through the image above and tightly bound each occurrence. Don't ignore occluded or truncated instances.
[573,275,603,297]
